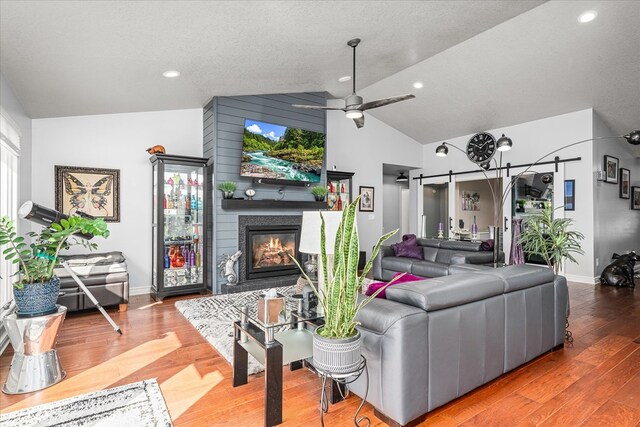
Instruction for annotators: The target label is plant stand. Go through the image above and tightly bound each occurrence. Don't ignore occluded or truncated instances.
[2,305,67,394]
[314,356,369,427]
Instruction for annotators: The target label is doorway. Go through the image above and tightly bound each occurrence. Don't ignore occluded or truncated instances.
[422,183,448,238]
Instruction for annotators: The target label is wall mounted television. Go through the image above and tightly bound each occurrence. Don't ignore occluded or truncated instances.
[240,119,325,185]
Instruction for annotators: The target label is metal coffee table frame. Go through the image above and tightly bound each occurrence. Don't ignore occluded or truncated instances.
[232,304,348,426]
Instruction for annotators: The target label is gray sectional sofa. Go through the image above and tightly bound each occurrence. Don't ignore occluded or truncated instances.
[373,238,503,281]
[350,264,568,426]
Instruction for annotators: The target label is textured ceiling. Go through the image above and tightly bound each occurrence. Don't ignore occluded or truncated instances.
[0,0,544,118]
[361,0,640,145]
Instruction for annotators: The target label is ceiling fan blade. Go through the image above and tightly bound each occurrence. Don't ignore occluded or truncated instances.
[353,115,365,128]
[291,104,343,111]
[360,94,415,111]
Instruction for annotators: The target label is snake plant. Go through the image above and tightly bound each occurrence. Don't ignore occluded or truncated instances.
[294,196,397,339]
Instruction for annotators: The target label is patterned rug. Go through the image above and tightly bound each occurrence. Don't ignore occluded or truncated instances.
[175,286,296,375]
[0,379,172,427]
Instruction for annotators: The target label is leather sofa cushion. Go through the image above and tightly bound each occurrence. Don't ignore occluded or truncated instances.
[382,257,416,272]
[416,238,441,248]
[440,240,484,252]
[60,251,126,266]
[355,295,427,334]
[422,246,439,262]
[472,265,555,293]
[386,274,504,312]
[435,249,458,264]
[448,264,492,275]
[411,261,449,278]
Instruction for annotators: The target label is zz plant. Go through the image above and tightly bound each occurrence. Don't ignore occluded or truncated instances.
[294,196,397,339]
[518,204,584,274]
[0,215,110,288]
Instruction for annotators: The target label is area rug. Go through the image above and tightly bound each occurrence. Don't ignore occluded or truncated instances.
[0,379,172,427]
[175,286,295,375]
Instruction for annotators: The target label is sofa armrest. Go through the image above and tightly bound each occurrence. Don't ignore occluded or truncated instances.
[373,245,394,280]
[350,296,430,426]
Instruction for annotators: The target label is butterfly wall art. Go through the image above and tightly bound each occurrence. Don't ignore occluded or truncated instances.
[55,166,120,222]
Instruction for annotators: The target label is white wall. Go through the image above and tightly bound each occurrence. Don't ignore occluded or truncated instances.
[32,109,203,294]
[326,106,423,256]
[593,113,640,277]
[416,109,595,281]
[382,174,408,244]
[1,73,32,234]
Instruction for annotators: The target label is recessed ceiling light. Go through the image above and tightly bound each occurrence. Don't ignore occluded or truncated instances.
[162,70,180,78]
[578,10,597,23]
[338,75,351,83]
[413,82,424,89]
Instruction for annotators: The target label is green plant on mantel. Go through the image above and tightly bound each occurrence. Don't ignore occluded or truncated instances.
[0,216,109,289]
[310,186,328,197]
[217,181,237,193]
[518,204,584,274]
[293,196,397,338]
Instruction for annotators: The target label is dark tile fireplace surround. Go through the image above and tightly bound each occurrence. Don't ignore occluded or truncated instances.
[222,215,306,293]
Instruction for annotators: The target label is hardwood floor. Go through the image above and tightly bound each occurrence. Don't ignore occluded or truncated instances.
[1,280,639,426]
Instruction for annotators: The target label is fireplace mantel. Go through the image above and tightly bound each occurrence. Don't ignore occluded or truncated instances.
[221,199,326,210]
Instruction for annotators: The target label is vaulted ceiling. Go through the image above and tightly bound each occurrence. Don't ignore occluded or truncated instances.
[1,1,638,147]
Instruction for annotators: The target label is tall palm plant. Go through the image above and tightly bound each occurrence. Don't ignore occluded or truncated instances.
[518,204,584,274]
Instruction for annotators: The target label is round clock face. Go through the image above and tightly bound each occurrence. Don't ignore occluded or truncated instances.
[466,132,497,164]
[245,188,256,198]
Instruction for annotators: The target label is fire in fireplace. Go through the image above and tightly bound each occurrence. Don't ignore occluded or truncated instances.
[245,225,301,280]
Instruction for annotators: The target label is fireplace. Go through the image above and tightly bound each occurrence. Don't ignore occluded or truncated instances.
[245,225,301,280]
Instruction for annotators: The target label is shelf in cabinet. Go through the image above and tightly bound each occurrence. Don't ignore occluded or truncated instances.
[221,199,327,210]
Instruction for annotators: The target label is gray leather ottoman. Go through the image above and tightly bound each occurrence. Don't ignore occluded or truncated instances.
[54,252,129,312]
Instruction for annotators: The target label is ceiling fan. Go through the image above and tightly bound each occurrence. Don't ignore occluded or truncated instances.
[292,38,415,128]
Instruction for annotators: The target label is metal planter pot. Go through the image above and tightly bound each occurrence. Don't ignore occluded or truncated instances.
[312,328,362,375]
[13,277,60,318]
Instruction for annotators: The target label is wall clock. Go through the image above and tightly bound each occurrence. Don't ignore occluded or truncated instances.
[466,132,497,165]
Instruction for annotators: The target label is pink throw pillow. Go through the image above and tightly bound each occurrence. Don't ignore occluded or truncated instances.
[365,272,426,299]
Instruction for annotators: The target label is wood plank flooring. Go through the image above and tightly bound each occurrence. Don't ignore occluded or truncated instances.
[1,280,639,426]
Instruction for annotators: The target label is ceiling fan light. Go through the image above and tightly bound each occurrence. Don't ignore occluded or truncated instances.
[396,172,408,183]
[497,133,513,151]
[435,143,448,157]
[345,110,363,119]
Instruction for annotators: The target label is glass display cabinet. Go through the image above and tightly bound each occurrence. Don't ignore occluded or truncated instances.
[326,170,354,211]
[150,154,209,300]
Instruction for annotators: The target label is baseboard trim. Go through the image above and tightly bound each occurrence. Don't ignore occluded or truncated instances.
[563,274,597,284]
[129,286,151,296]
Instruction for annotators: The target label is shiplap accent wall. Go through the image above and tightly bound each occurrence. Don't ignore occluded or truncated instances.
[203,93,326,292]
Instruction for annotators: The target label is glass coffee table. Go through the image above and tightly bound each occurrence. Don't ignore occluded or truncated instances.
[230,293,325,426]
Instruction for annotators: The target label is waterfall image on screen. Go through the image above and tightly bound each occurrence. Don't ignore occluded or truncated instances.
[240,119,325,182]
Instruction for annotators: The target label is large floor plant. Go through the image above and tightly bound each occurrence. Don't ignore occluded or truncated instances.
[293,196,396,373]
[518,204,584,274]
[0,215,109,315]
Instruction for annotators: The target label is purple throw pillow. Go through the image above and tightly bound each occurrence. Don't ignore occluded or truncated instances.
[365,272,426,299]
[391,234,423,260]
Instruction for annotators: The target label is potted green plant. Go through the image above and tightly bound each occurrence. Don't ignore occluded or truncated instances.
[518,204,584,274]
[310,186,328,202]
[217,181,237,199]
[293,196,397,374]
[0,215,109,317]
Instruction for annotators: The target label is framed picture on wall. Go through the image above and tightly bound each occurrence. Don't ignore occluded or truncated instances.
[619,168,630,199]
[55,165,120,222]
[564,180,575,211]
[358,186,374,212]
[604,155,619,184]
[632,186,640,211]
